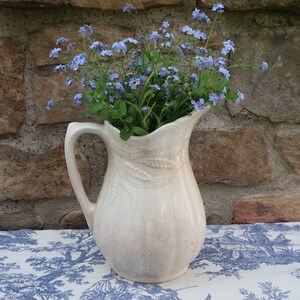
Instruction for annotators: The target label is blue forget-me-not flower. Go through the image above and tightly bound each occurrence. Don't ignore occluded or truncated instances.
[70,53,87,71]
[47,99,55,110]
[49,48,61,58]
[221,40,235,55]
[56,37,68,45]
[79,25,93,38]
[74,93,83,104]
[192,8,211,23]
[191,98,205,111]
[212,3,225,13]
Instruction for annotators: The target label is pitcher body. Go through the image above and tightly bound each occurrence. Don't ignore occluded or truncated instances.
[65,106,210,283]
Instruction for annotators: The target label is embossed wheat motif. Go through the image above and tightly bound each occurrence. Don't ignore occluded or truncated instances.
[124,162,151,182]
[140,158,178,169]
[110,181,118,205]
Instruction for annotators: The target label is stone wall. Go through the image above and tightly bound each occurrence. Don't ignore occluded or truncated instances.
[0,0,299,229]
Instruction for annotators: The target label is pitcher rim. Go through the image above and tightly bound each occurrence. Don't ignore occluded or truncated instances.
[104,105,211,141]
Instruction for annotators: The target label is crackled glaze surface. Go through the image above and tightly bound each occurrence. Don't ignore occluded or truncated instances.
[64,106,210,283]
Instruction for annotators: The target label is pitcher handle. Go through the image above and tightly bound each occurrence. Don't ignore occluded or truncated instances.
[65,122,108,230]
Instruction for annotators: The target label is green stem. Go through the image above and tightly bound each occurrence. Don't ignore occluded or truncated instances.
[141,102,155,128]
[227,63,258,69]
[141,68,156,99]
[123,99,146,129]
[123,99,140,112]
[129,11,149,37]
[205,16,217,49]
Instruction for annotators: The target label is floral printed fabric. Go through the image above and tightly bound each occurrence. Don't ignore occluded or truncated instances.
[0,223,299,299]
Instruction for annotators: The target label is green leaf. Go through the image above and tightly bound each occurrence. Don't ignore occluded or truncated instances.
[162,56,177,68]
[117,100,127,116]
[124,92,134,99]
[169,100,177,108]
[88,101,103,114]
[111,100,127,119]
[133,126,149,136]
[120,127,133,141]
[142,89,155,101]
[98,106,110,120]
[226,92,238,101]
[142,54,150,70]
[149,51,161,65]
[111,111,120,119]
[127,106,139,123]
[123,115,133,123]
[213,78,230,92]
[219,77,229,88]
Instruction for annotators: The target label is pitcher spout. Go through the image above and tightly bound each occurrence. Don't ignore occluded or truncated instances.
[176,105,211,135]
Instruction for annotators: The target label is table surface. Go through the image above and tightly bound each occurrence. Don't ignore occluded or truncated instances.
[1,222,300,300]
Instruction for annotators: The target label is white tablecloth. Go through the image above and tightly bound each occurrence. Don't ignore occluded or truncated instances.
[1,222,299,299]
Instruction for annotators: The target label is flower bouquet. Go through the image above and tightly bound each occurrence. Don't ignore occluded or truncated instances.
[48,2,268,141]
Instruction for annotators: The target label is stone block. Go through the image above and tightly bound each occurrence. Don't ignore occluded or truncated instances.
[0,0,183,9]
[0,144,90,201]
[0,199,44,229]
[59,209,88,229]
[190,127,271,185]
[198,0,300,13]
[229,26,300,123]
[33,73,89,124]
[274,130,300,177]
[28,23,134,66]
[0,37,26,135]
[232,193,300,223]
[0,210,43,230]
[69,0,183,10]
[0,0,63,7]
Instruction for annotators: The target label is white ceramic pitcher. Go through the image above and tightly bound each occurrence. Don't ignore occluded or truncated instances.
[64,106,210,283]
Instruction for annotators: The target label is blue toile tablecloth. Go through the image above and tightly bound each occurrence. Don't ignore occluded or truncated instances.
[1,222,300,299]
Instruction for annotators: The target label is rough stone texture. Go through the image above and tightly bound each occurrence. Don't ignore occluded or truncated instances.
[33,73,89,124]
[0,0,299,229]
[274,130,300,177]
[230,26,300,123]
[190,127,272,185]
[232,193,300,223]
[0,210,43,229]
[59,209,88,229]
[0,37,26,135]
[198,0,300,13]
[28,23,135,66]
[0,0,63,7]
[70,0,183,10]
[0,199,44,229]
[0,0,183,9]
[0,144,90,201]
